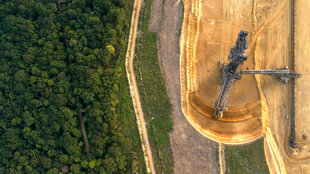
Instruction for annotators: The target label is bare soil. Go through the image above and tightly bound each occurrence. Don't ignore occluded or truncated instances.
[293,0,310,160]
[257,0,310,173]
[180,0,268,144]
[264,0,310,173]
[149,0,220,173]
[180,0,310,173]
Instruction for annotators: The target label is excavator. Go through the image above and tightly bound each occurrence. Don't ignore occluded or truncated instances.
[213,30,249,119]
[213,30,300,119]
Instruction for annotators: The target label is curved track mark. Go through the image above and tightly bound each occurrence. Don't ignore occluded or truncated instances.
[247,1,288,54]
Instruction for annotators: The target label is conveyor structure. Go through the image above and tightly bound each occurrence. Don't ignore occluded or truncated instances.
[213,30,300,119]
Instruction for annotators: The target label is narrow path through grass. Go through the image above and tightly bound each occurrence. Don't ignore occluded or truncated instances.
[134,0,174,173]
[118,60,147,173]
[117,0,146,173]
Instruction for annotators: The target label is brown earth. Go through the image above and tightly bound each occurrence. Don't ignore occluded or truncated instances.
[180,0,270,144]
[180,0,310,173]
[264,0,310,173]
[293,0,310,160]
[149,0,220,173]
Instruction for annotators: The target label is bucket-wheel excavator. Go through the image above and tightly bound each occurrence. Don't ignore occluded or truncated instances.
[213,31,300,119]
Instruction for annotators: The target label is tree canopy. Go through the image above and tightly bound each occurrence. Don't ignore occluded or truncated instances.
[0,0,135,173]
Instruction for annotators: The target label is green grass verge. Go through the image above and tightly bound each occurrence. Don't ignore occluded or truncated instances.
[116,0,147,173]
[225,138,269,174]
[133,0,174,173]
[118,68,147,174]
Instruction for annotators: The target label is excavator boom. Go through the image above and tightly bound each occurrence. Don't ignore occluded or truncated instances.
[213,31,249,119]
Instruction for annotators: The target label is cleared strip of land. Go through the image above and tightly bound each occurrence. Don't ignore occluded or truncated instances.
[134,0,174,173]
[125,0,155,172]
[149,0,220,173]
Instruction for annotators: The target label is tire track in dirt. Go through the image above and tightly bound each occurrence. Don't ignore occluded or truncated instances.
[253,35,285,174]
[265,128,286,174]
[251,1,287,173]
[247,0,287,54]
[218,143,225,174]
[125,0,156,173]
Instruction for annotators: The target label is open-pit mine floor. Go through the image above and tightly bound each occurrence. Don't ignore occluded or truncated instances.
[180,0,310,173]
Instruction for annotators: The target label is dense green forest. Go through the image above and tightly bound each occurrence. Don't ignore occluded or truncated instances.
[0,0,145,173]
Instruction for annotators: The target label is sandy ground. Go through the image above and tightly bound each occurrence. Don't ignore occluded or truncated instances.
[258,0,310,173]
[294,0,310,159]
[149,0,220,173]
[180,0,268,144]
[180,0,310,173]
[125,0,156,173]
[264,0,310,173]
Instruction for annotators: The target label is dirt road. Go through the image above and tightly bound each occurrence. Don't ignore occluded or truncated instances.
[149,0,220,173]
[125,0,155,173]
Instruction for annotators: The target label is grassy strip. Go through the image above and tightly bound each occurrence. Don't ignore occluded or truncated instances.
[116,0,147,173]
[225,138,269,174]
[118,68,147,174]
[133,0,174,173]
